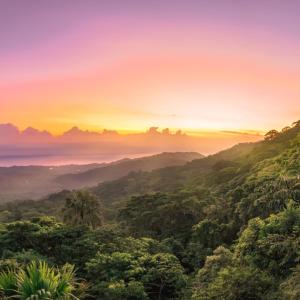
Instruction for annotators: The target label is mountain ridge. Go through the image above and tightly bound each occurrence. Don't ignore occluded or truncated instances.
[0,152,203,202]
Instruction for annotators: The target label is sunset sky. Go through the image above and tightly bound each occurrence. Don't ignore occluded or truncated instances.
[1,0,300,135]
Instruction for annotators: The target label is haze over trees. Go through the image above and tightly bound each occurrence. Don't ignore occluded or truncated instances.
[0,152,203,202]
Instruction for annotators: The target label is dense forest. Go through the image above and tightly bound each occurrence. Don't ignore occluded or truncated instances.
[1,121,300,299]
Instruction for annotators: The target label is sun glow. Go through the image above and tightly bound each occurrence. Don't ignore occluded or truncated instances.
[1,1,300,139]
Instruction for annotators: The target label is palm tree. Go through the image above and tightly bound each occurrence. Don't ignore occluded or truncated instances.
[0,261,79,299]
[62,190,102,229]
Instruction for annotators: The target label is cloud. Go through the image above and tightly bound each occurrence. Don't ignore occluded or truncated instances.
[0,123,263,166]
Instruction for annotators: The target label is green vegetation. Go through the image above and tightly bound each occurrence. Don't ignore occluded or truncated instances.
[63,190,102,229]
[1,121,300,298]
[0,261,78,299]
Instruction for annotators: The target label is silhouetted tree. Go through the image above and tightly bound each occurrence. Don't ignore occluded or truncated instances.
[264,129,279,141]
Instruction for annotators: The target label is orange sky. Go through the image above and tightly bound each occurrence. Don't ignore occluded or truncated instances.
[1,1,300,137]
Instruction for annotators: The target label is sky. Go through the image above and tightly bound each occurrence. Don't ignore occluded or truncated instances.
[1,0,300,136]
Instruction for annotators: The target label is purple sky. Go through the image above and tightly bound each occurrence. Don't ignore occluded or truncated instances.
[1,0,300,135]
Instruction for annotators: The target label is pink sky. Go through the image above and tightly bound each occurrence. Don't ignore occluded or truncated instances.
[1,0,300,136]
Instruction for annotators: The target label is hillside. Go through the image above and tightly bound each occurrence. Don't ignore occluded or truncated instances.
[55,152,203,189]
[91,122,300,219]
[0,152,203,202]
[92,142,257,205]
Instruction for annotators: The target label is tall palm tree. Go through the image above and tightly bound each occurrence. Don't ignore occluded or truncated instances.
[62,190,102,229]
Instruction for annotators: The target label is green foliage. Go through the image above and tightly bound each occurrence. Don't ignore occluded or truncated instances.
[192,246,233,299]
[186,219,229,268]
[0,261,78,299]
[97,280,147,300]
[141,253,187,299]
[192,206,300,299]
[0,216,92,268]
[192,246,276,299]
[0,268,18,297]
[86,251,187,299]
[119,192,204,240]
[63,190,102,229]
[193,265,274,300]
[235,206,300,277]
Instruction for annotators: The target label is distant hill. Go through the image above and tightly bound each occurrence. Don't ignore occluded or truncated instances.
[0,163,103,202]
[55,152,204,190]
[0,152,203,202]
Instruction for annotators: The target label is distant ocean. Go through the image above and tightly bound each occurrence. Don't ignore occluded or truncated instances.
[0,143,161,167]
[0,154,125,167]
[0,152,153,167]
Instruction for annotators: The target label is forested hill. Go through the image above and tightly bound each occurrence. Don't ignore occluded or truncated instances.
[94,121,300,214]
[55,152,203,190]
[92,141,257,205]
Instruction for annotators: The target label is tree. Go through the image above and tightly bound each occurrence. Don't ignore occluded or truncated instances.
[187,220,226,268]
[119,193,203,240]
[235,207,300,277]
[86,251,147,299]
[86,248,187,299]
[141,253,187,300]
[192,246,233,299]
[192,266,274,300]
[282,126,291,133]
[63,190,102,229]
[292,120,300,128]
[264,129,279,141]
